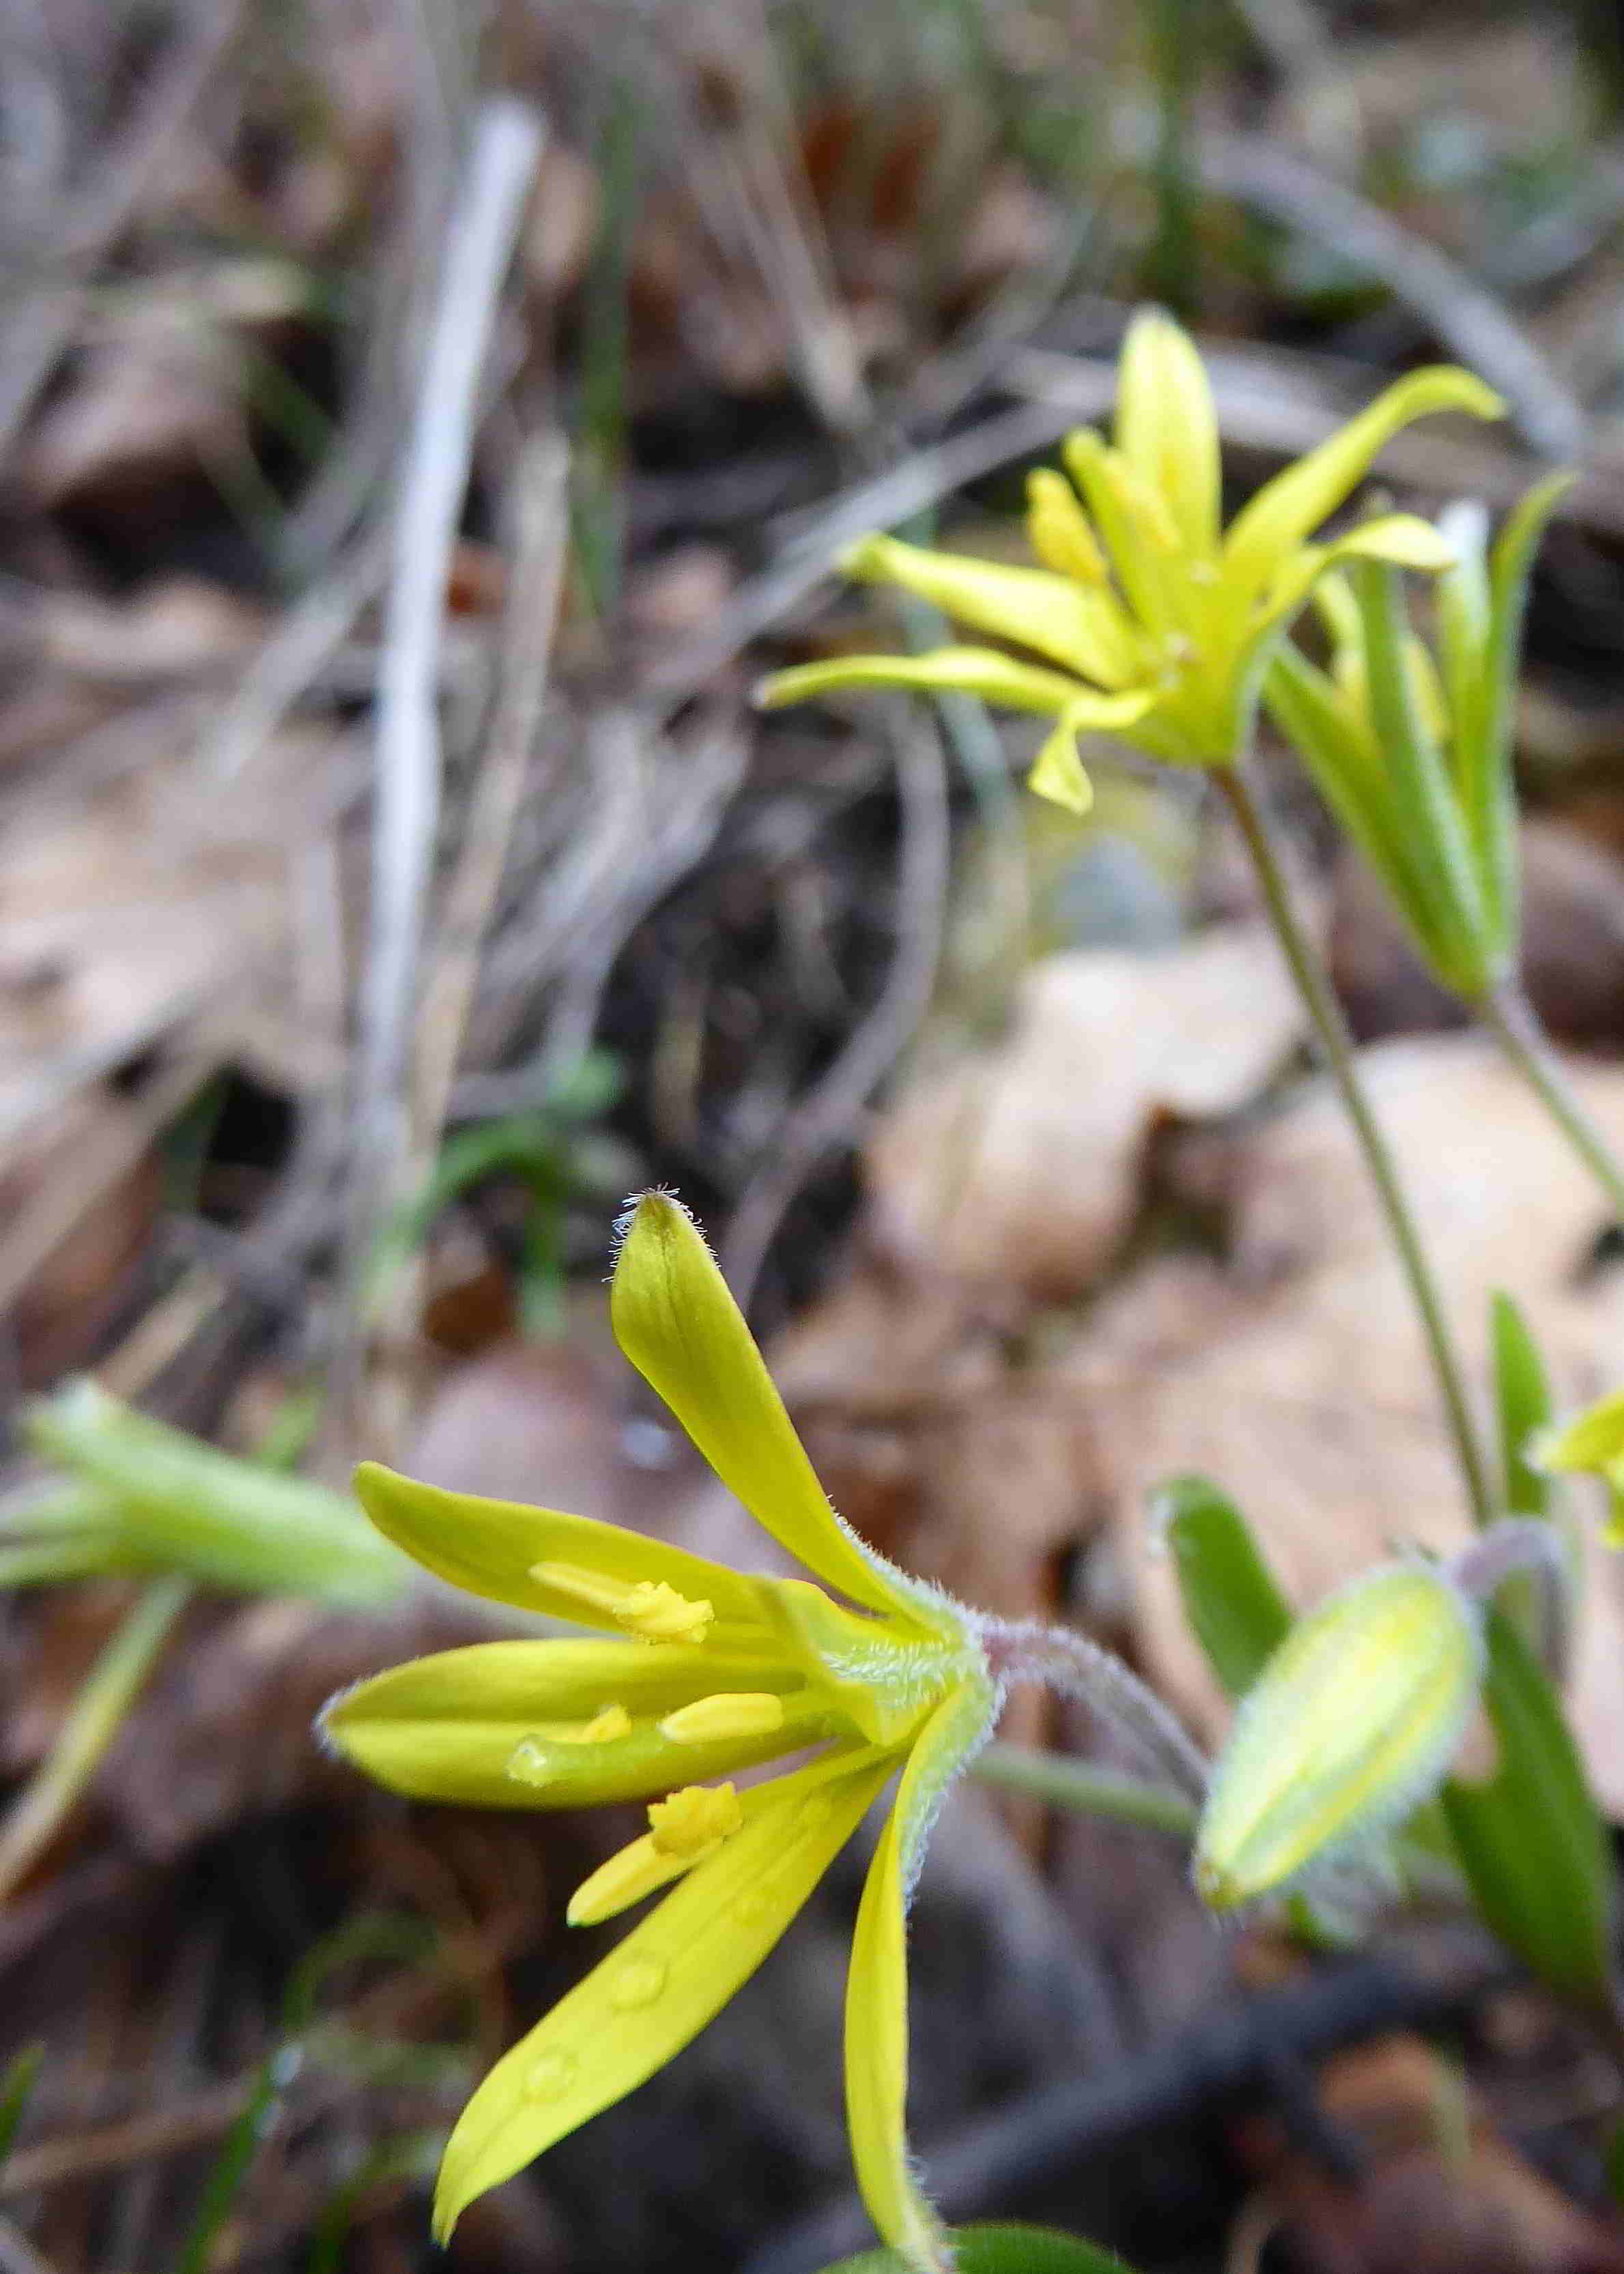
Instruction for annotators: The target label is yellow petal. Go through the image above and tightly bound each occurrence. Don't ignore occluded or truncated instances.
[432,1746,896,2239]
[756,646,1088,719]
[1024,684,1158,815]
[1222,367,1503,611]
[1026,717,1093,815]
[1116,309,1221,558]
[1025,467,1110,585]
[1234,515,1467,694]
[351,1461,768,1633]
[610,1193,928,1623]
[1060,429,1183,640]
[838,532,1138,687]
[1538,1387,1624,1476]
[845,1680,997,2271]
[322,1637,815,1808]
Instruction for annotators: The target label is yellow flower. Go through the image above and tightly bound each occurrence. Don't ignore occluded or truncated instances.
[1537,1387,1624,1543]
[322,1191,997,2269]
[757,310,1503,812]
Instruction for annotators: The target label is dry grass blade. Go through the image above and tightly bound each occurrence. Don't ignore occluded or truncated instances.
[409,431,571,1171]
[1198,131,1586,460]
[0,0,249,459]
[0,1578,190,1906]
[350,96,545,1338]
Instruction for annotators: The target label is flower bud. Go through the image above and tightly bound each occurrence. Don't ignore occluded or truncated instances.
[1195,1563,1484,1909]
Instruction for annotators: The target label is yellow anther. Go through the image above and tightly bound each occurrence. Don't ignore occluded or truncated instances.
[659,1692,786,1744]
[530,1562,713,1644]
[1025,468,1109,586]
[617,1580,714,1643]
[565,1782,744,1927]
[560,1703,633,1745]
[648,1781,743,1858]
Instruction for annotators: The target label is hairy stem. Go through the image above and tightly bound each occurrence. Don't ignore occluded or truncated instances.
[1218,763,1494,1529]
[984,1617,1210,1800]
[1481,982,1624,1223]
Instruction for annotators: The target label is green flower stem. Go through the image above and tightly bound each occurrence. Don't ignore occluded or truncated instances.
[0,1576,190,1903]
[1217,763,1495,1529]
[971,1742,1198,1836]
[1481,982,1624,1223]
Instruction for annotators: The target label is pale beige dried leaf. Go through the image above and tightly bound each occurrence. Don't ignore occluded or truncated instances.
[864,924,1303,1298]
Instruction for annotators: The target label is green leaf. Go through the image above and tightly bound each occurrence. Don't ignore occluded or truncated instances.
[1352,556,1493,995]
[1442,1608,1614,2004]
[1468,474,1572,954]
[1491,1292,1553,1520]
[1159,1475,1291,1699]
[1264,647,1459,986]
[818,2223,1137,2273]
[0,2044,42,2178]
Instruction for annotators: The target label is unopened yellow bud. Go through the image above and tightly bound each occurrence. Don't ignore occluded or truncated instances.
[1195,1563,1483,1909]
[659,1692,786,1744]
[648,1781,743,1857]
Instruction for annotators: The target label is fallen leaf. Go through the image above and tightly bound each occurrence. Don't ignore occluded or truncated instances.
[864,922,1305,1299]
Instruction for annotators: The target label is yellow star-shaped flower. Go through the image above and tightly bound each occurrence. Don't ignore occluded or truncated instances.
[322,1191,998,2269]
[758,310,1503,811]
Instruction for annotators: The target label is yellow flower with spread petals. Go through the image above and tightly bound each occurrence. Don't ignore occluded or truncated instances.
[757,310,1504,812]
[322,1191,999,2270]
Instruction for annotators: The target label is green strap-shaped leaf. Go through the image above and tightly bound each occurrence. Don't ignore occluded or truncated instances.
[1442,1608,1614,2005]
[1160,1475,1291,1699]
[1353,557,1495,994]
[1468,474,1572,954]
[817,2222,1137,2273]
[1264,644,1461,985]
[1491,1291,1552,1521]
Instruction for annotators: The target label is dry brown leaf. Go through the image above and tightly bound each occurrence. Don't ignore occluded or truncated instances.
[1063,1036,1624,1810]
[864,922,1304,1299]
[0,725,343,1148]
[1238,2031,1624,2274]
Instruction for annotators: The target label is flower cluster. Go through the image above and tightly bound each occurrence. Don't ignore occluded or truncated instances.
[758,310,1501,808]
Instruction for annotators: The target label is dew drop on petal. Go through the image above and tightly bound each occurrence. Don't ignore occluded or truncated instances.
[526,2049,578,2100]
[610,1956,668,2012]
[732,1884,773,1926]
[797,1794,832,1833]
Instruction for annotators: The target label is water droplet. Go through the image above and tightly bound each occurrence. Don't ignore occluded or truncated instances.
[526,2049,578,2100]
[732,1884,773,1926]
[797,1793,832,1833]
[610,1956,668,2011]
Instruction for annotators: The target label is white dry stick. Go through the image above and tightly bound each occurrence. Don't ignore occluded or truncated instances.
[352,96,545,1323]
[410,430,571,1174]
